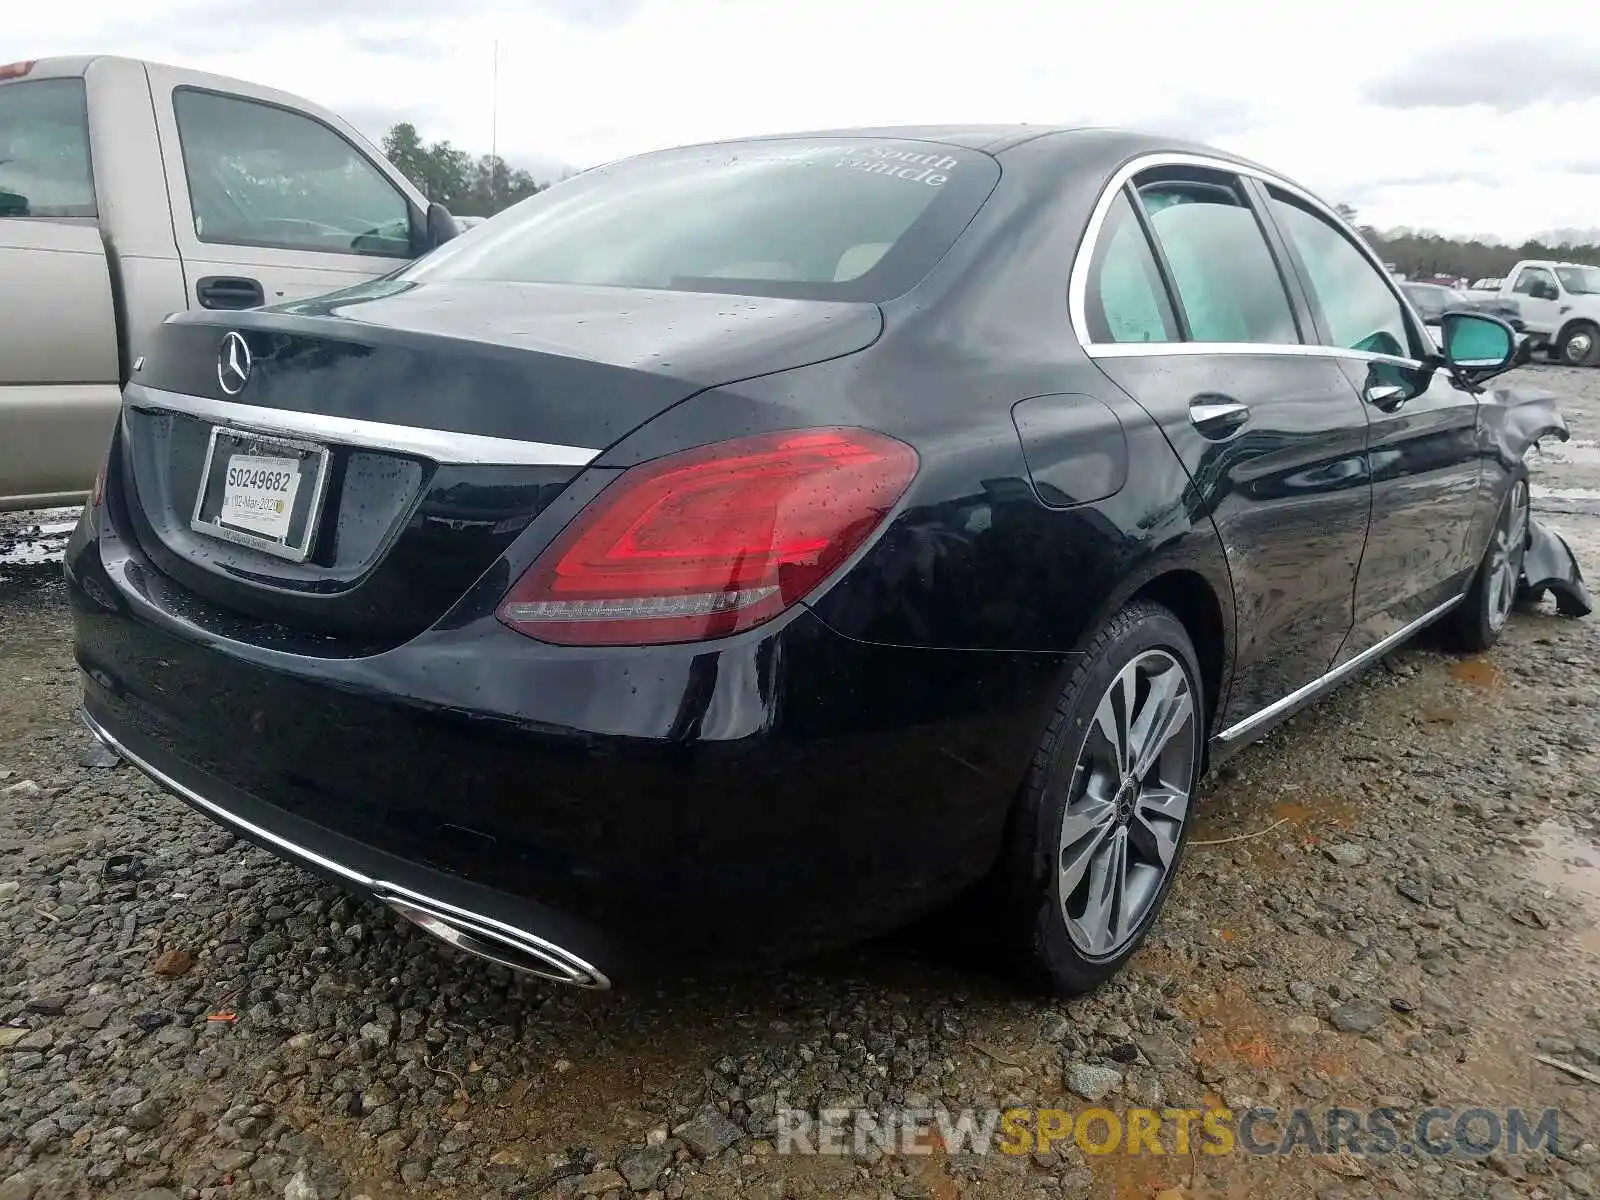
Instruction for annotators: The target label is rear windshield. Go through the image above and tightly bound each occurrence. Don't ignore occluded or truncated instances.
[400,137,1000,302]
[0,78,96,218]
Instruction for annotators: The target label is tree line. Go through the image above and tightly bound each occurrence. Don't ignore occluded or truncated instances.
[380,123,551,218]
[1337,204,1600,281]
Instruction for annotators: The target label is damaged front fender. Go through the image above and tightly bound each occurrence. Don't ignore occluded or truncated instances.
[1484,382,1569,465]
[1519,520,1593,617]
[1483,383,1593,617]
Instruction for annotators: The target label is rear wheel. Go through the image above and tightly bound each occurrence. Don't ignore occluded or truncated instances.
[998,601,1204,995]
[1557,322,1600,366]
[1446,474,1530,652]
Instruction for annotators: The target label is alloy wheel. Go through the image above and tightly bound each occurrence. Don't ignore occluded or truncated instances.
[1486,478,1530,632]
[1058,649,1198,959]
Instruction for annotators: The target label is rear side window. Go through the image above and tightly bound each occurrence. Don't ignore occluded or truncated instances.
[172,89,412,258]
[1267,190,1420,359]
[1084,191,1176,343]
[401,138,1001,302]
[1137,175,1299,345]
[0,78,96,218]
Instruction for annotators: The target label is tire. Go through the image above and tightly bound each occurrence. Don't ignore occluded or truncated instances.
[1556,322,1600,367]
[1445,473,1530,653]
[996,600,1205,995]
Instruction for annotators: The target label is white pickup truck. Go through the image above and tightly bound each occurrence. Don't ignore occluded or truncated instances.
[1488,259,1600,366]
[0,55,460,510]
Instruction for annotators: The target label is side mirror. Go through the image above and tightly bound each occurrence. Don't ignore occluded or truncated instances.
[424,203,460,253]
[1439,311,1517,390]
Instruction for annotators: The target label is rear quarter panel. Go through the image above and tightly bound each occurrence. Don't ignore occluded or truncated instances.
[587,130,1238,662]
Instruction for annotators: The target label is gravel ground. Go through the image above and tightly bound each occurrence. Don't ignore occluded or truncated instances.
[2,365,1598,1200]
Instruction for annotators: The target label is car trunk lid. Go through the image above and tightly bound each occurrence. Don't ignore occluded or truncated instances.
[116,279,882,647]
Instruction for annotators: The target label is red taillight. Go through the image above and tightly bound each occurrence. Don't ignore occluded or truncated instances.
[0,61,37,81]
[496,427,918,646]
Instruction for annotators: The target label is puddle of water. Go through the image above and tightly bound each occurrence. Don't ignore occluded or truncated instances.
[1527,821,1600,956]
[0,539,70,568]
[1449,657,1502,688]
[0,507,79,570]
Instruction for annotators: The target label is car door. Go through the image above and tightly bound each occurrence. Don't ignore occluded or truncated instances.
[1259,186,1482,657]
[144,63,424,313]
[1509,265,1563,338]
[1081,167,1372,731]
[0,71,121,507]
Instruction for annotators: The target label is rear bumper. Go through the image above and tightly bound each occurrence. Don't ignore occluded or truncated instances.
[81,704,613,987]
[67,501,1073,982]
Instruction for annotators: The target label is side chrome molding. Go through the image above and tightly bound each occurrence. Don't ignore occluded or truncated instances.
[1213,594,1465,749]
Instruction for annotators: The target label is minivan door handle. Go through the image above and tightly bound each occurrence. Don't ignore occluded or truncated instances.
[196,276,265,310]
[1188,396,1250,438]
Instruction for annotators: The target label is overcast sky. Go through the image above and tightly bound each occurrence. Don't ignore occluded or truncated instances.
[10,0,1600,241]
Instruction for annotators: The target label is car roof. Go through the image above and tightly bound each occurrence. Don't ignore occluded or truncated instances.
[657,124,1287,176]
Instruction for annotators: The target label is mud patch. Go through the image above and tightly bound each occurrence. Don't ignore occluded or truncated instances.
[1527,821,1600,958]
[1449,657,1503,688]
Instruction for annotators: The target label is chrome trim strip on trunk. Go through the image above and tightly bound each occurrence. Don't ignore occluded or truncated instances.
[124,383,600,468]
[79,707,611,990]
[1213,595,1464,747]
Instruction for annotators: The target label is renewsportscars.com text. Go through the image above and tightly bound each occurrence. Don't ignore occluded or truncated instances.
[775,1103,1560,1159]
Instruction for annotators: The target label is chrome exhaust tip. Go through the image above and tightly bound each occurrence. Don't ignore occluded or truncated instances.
[380,891,610,990]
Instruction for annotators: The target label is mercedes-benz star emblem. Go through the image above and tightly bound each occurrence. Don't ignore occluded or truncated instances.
[217,331,252,395]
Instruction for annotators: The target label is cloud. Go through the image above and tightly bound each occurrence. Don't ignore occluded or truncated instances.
[344,33,449,60]
[1367,39,1600,111]
[529,0,641,27]
[12,0,1600,238]
[98,0,640,54]
[1149,96,1264,143]
[1340,168,1501,205]
[337,101,444,145]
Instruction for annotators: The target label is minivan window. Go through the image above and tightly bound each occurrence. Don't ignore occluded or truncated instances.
[0,78,96,218]
[400,138,1001,302]
[1137,177,1299,345]
[172,89,412,258]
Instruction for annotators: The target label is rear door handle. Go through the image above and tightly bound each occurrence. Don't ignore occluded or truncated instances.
[196,276,265,310]
[1188,396,1250,438]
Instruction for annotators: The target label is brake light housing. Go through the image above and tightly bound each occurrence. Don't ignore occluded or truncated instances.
[496,427,919,646]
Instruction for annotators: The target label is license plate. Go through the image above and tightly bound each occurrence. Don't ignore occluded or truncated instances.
[190,427,331,562]
[219,454,300,539]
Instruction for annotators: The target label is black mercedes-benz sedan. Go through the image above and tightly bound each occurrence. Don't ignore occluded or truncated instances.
[66,126,1571,995]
